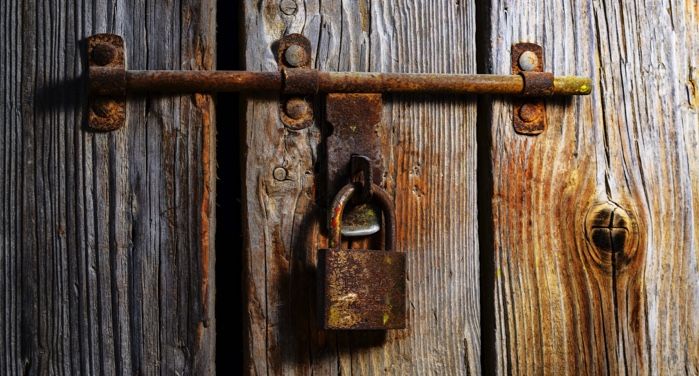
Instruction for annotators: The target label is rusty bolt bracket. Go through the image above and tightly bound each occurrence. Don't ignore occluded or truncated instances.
[277,34,314,131]
[512,43,549,135]
[326,93,384,237]
[87,34,126,131]
[85,33,591,133]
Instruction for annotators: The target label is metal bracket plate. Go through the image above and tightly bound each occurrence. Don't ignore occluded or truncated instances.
[87,34,126,131]
[325,93,384,237]
[277,34,314,131]
[511,43,548,135]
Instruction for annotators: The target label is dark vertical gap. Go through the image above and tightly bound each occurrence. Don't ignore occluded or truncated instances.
[215,0,243,374]
[475,1,496,375]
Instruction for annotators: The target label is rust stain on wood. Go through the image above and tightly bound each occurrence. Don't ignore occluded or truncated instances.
[197,93,213,327]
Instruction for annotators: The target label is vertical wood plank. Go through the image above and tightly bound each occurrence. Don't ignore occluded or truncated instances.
[484,0,699,374]
[0,0,216,374]
[242,1,480,374]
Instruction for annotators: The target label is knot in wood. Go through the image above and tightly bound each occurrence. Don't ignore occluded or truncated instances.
[279,0,298,15]
[585,202,635,254]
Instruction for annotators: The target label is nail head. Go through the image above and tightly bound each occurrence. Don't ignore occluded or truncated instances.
[518,104,540,123]
[284,98,311,120]
[279,0,298,15]
[518,50,539,71]
[284,45,308,67]
[273,167,288,181]
[92,43,117,66]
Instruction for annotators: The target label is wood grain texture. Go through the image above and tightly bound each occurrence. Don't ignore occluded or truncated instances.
[483,0,699,374]
[0,0,216,374]
[242,0,480,374]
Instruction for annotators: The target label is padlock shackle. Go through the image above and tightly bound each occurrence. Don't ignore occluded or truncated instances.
[329,183,396,250]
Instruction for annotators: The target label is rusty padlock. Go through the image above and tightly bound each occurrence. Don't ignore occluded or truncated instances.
[318,182,406,330]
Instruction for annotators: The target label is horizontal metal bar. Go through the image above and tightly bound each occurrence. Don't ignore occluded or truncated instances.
[126,70,281,93]
[318,72,590,96]
[89,67,592,97]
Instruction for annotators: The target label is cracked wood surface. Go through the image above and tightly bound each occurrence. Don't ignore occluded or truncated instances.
[483,0,699,374]
[242,0,480,374]
[0,0,216,374]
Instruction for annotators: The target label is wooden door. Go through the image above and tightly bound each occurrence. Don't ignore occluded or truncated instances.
[0,0,216,374]
[242,1,480,374]
[1,0,697,375]
[242,1,698,375]
[483,1,699,374]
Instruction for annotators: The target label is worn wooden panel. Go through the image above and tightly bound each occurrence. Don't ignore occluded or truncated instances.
[484,0,699,374]
[0,0,216,374]
[242,0,479,374]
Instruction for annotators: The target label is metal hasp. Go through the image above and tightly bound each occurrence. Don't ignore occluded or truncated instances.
[325,94,384,237]
[85,33,591,131]
[512,43,557,134]
[318,183,406,330]
[87,34,126,131]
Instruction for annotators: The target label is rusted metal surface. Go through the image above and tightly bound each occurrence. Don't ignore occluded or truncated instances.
[277,34,314,130]
[278,97,313,130]
[86,33,592,132]
[87,34,125,131]
[282,68,320,95]
[511,42,547,135]
[326,93,384,237]
[90,68,591,96]
[276,34,312,69]
[553,76,592,95]
[520,71,554,97]
[318,183,405,330]
[86,33,591,98]
[350,154,373,202]
[125,70,281,93]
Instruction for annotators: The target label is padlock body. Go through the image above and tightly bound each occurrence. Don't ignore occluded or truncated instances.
[318,248,406,329]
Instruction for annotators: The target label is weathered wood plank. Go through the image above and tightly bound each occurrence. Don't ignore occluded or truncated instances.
[483,0,699,374]
[0,0,216,374]
[242,1,480,374]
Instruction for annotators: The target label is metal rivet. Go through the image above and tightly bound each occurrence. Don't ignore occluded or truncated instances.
[279,0,298,15]
[284,98,311,120]
[284,45,307,67]
[518,104,540,123]
[91,99,119,118]
[518,50,539,71]
[91,43,117,66]
[273,167,288,181]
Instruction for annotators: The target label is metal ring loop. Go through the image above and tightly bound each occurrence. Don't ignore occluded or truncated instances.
[328,183,395,250]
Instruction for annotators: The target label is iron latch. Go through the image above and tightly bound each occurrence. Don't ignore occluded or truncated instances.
[87,33,591,236]
[86,33,591,133]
